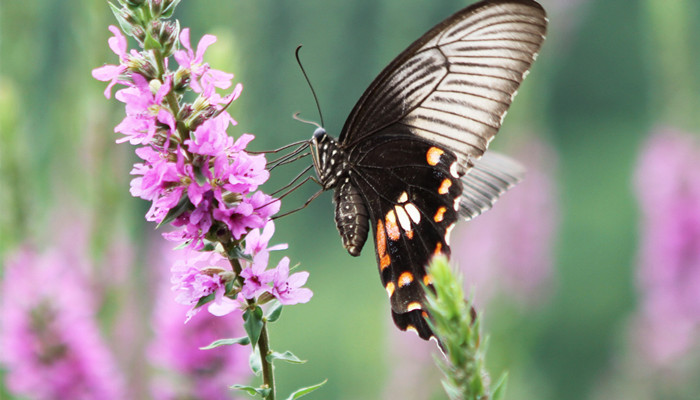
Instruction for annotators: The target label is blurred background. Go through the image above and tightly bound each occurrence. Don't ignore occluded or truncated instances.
[2,0,700,399]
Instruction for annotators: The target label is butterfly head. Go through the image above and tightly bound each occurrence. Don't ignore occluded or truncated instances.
[310,128,347,190]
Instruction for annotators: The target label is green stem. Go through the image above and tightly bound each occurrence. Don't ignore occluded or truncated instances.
[227,248,276,399]
[258,322,275,400]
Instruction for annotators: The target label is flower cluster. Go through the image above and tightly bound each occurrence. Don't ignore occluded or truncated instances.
[149,239,250,400]
[633,128,700,367]
[92,0,310,320]
[0,248,126,400]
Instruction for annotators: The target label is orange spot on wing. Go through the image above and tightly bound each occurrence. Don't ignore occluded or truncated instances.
[385,281,395,297]
[434,206,447,223]
[423,274,433,286]
[376,220,387,256]
[398,272,414,287]
[377,219,391,270]
[380,254,391,270]
[385,210,400,241]
[426,147,444,166]
[438,179,452,195]
[434,242,443,256]
[405,230,414,239]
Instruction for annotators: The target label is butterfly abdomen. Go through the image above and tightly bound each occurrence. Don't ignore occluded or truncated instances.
[333,180,370,256]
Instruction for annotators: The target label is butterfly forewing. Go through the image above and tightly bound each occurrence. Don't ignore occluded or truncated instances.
[340,0,546,170]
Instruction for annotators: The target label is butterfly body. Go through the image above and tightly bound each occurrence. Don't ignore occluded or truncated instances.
[308,0,547,340]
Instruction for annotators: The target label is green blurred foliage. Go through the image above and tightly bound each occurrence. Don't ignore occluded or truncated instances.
[1,0,699,399]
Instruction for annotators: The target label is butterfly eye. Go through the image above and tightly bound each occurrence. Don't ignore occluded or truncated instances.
[313,127,326,141]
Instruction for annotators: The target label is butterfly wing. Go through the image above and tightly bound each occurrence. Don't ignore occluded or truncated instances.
[336,0,547,339]
[340,0,547,168]
[348,134,463,339]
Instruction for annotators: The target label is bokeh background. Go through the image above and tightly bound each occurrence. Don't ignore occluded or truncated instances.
[2,0,700,399]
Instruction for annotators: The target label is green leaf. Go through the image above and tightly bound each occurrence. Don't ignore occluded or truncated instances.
[231,384,271,398]
[283,379,328,400]
[161,0,182,18]
[109,3,136,37]
[227,244,252,262]
[249,345,262,375]
[265,301,283,323]
[157,192,191,228]
[243,307,264,349]
[491,372,509,400]
[194,292,215,309]
[143,30,162,51]
[267,350,306,364]
[200,336,250,350]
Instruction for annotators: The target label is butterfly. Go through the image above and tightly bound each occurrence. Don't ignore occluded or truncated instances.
[307,0,547,341]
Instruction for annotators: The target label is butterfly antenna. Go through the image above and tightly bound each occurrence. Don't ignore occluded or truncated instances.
[295,45,325,127]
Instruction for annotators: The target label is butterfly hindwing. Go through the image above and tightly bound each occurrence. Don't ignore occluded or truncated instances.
[342,134,462,339]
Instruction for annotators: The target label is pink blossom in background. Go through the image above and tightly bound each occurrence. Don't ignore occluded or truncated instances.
[150,240,250,400]
[452,139,559,307]
[0,248,126,400]
[632,128,700,367]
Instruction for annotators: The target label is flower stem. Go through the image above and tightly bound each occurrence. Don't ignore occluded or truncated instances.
[226,248,276,399]
[258,322,275,400]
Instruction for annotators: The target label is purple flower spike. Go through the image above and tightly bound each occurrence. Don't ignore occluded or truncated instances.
[0,248,126,400]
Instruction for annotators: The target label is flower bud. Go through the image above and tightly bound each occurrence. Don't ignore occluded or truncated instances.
[122,0,145,8]
[173,68,191,93]
[222,191,242,207]
[149,0,165,16]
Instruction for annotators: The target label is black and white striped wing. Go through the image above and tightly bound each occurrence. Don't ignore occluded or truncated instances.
[339,0,547,171]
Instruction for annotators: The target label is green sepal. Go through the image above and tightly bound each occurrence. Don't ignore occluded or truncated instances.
[194,292,215,309]
[109,3,137,37]
[200,336,250,350]
[161,0,182,18]
[193,165,208,185]
[143,30,162,51]
[267,350,306,365]
[282,379,328,400]
[157,192,191,228]
[227,245,253,262]
[491,372,509,400]
[265,301,283,323]
[231,384,271,398]
[243,307,264,349]
[248,345,262,376]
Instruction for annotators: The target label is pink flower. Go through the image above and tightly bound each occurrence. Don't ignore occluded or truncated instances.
[239,260,275,299]
[632,127,700,366]
[0,248,126,399]
[171,249,230,320]
[215,191,280,240]
[269,257,313,305]
[92,25,135,98]
[150,240,250,400]
[244,221,288,266]
[185,114,234,157]
[174,28,233,94]
[114,74,174,145]
[452,138,558,306]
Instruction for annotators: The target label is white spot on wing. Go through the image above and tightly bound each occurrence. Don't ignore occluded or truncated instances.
[395,205,412,232]
[450,162,460,178]
[404,203,421,224]
[397,191,408,203]
[445,223,456,246]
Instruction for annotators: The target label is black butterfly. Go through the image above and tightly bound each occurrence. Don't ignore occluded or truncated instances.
[308,0,547,341]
